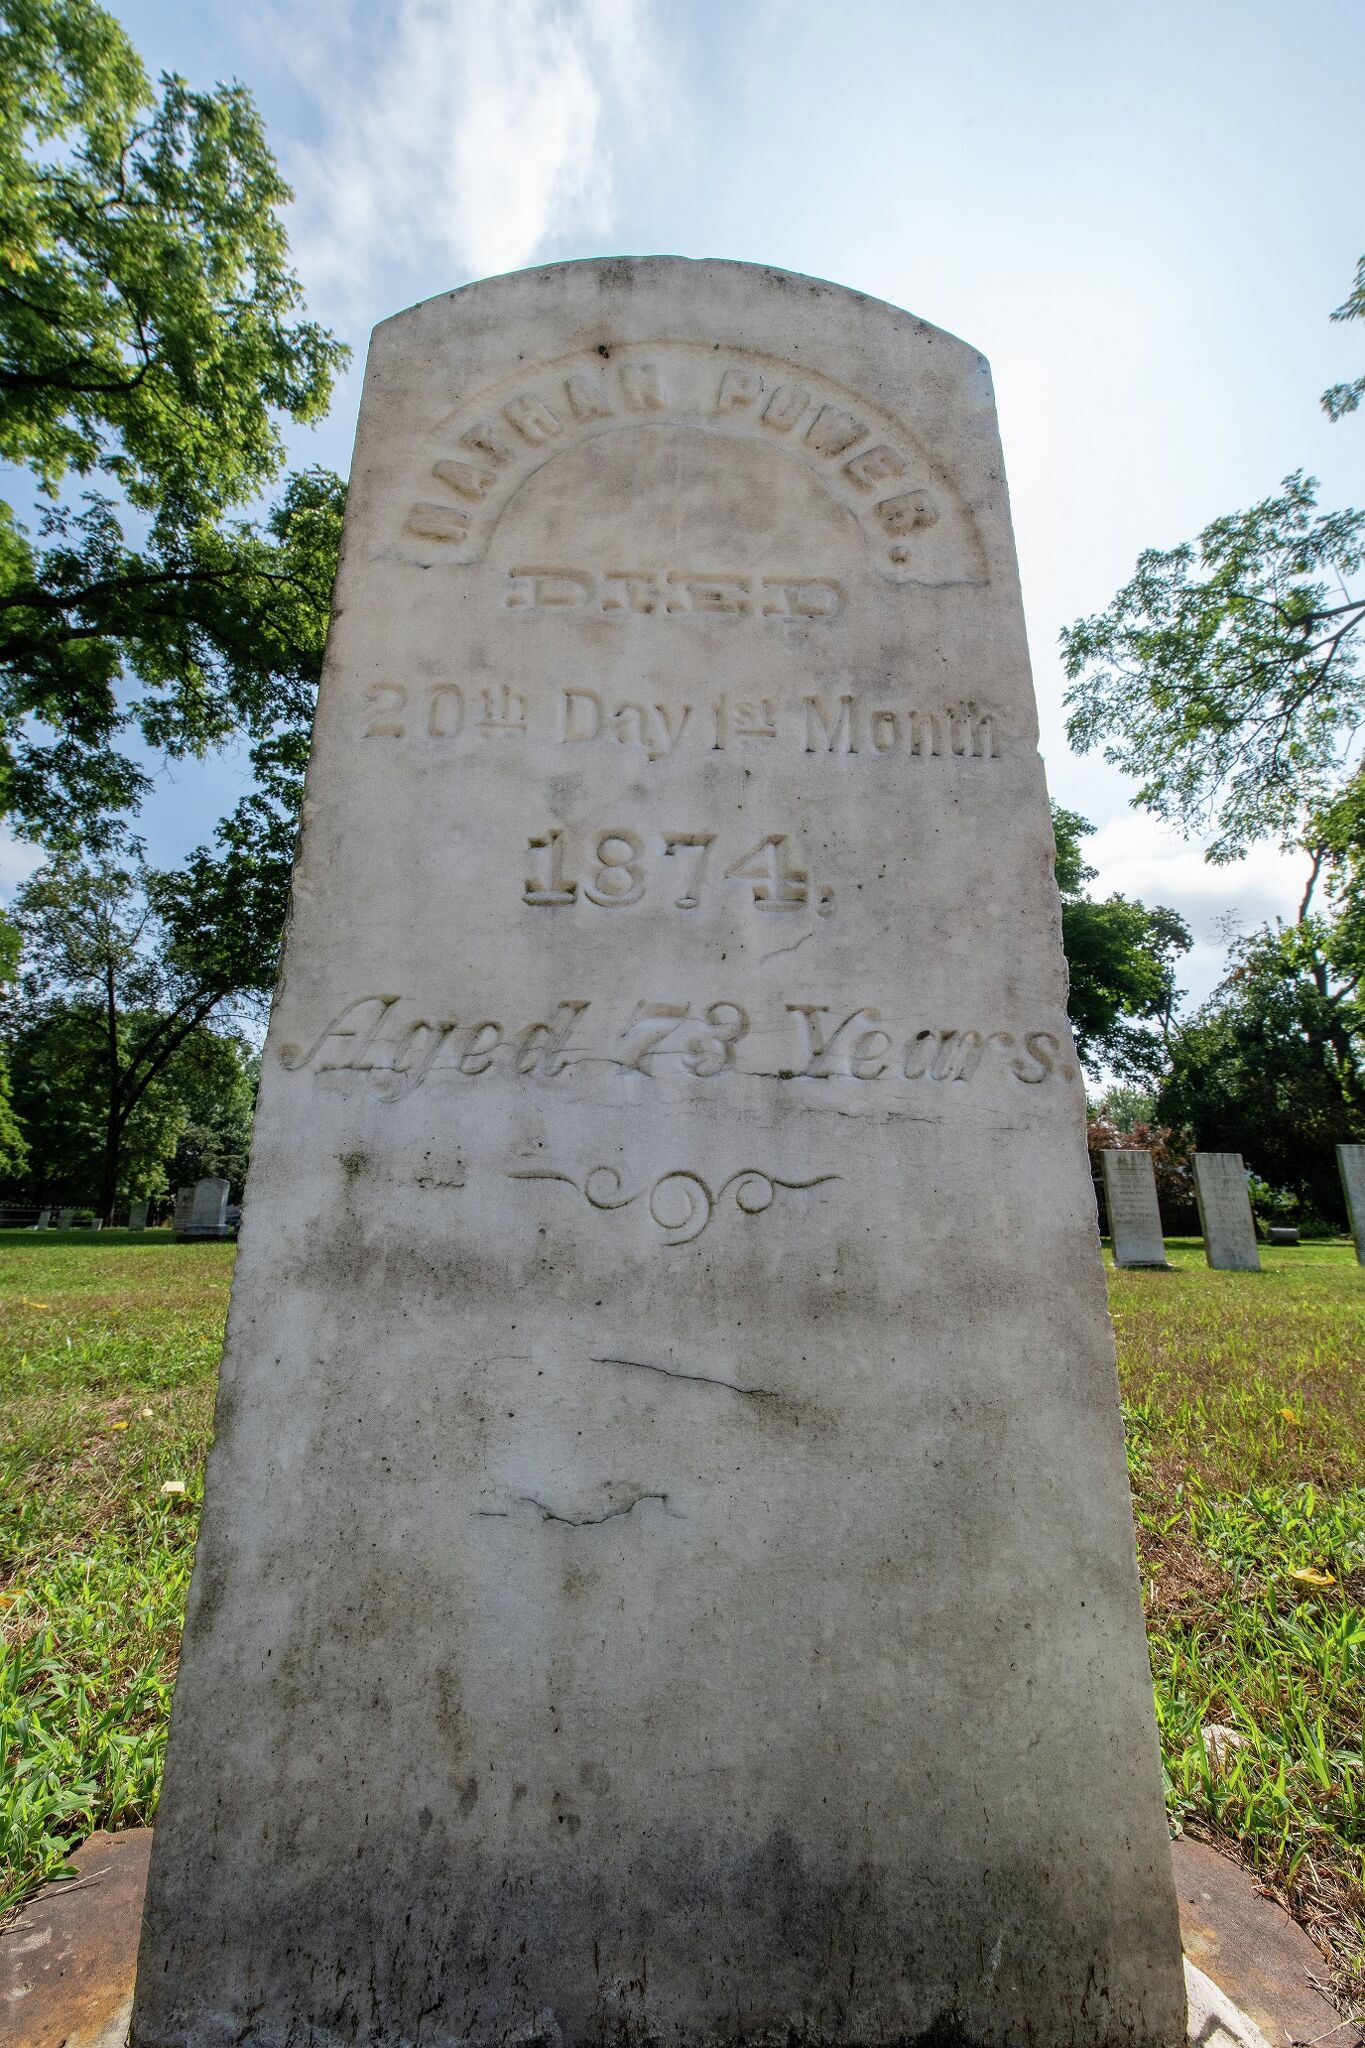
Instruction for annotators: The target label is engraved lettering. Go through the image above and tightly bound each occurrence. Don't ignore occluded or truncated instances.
[285,995,401,1074]
[662,833,714,909]
[716,365,763,412]
[850,1029,892,1080]
[563,372,614,423]
[878,489,939,535]
[561,690,603,742]
[762,384,808,432]
[805,405,867,458]
[620,360,665,411]
[1011,1031,1060,1084]
[502,394,561,444]
[842,444,908,492]
[760,576,843,621]
[584,830,646,908]
[804,694,861,754]
[475,685,528,736]
[514,1002,591,1077]
[386,1019,459,1100]
[405,502,470,543]
[427,684,464,739]
[725,835,811,912]
[459,1022,503,1076]
[786,1005,879,1077]
[432,457,496,502]
[870,710,900,752]
[666,572,752,616]
[505,567,593,609]
[459,421,511,466]
[908,710,942,758]
[600,570,662,614]
[931,1029,988,1082]
[525,831,576,906]
[363,683,407,738]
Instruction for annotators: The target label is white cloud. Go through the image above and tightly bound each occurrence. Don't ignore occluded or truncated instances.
[260,0,666,315]
[1083,810,1313,1009]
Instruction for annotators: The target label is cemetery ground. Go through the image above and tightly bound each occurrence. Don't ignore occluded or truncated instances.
[0,1240,1363,2005]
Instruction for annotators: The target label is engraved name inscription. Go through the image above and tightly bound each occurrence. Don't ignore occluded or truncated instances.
[281,995,1077,1096]
[361,684,1001,764]
[524,828,835,916]
[508,1164,837,1246]
[504,567,843,620]
[400,341,987,587]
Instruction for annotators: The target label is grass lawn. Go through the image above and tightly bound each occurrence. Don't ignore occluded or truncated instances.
[1,1231,1363,2005]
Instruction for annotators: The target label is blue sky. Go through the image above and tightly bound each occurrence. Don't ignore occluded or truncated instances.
[11,0,1364,1010]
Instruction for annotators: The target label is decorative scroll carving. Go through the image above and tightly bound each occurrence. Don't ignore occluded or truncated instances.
[507,1165,839,1246]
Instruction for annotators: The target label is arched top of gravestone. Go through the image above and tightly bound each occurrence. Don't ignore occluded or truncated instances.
[365,257,998,590]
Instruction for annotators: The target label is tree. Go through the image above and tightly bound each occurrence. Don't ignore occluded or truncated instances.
[1157,922,1365,1225]
[7,852,276,1218]
[1064,254,1365,864]
[0,904,28,1176]
[1323,251,1365,422]
[1052,805,1191,1078]
[3,1003,252,1206]
[1062,475,1365,861]
[0,0,347,848]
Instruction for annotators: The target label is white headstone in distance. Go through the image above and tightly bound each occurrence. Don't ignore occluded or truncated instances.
[172,1186,194,1234]
[133,260,1185,2048]
[1193,1151,1261,1270]
[88,1217,102,1231]
[35,1208,51,1230]
[128,1199,149,1231]
[1101,1148,1169,1269]
[1337,1144,1365,1264]
[188,1177,230,1233]
[57,1207,74,1229]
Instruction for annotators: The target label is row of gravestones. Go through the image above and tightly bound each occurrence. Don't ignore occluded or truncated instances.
[1101,1144,1365,1270]
[30,1177,232,1236]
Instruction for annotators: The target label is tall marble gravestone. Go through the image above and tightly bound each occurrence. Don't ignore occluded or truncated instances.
[134,261,1185,2048]
[1101,1149,1170,1269]
[1337,1144,1365,1264]
[1193,1151,1261,1272]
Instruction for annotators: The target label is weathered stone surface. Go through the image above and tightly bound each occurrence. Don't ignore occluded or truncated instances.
[1194,1153,1261,1272]
[1102,1148,1170,1269]
[133,259,1184,2048]
[1337,1144,1365,1265]
[127,1200,148,1231]
[171,1187,193,1233]
[0,1828,151,2048]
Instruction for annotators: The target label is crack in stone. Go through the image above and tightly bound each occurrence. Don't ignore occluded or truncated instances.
[517,1491,676,1527]
[591,1354,778,1400]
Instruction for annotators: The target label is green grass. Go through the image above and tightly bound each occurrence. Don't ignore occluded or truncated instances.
[1,1230,1363,2008]
[1111,1238,1365,1998]
[0,1232,227,1915]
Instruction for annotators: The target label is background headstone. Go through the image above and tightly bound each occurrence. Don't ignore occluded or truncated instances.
[34,1208,50,1230]
[135,260,1184,2048]
[1337,1144,1365,1264]
[172,1187,194,1234]
[187,1178,229,1234]
[1101,1148,1170,1268]
[128,1200,149,1231]
[56,1208,73,1230]
[1194,1152,1261,1270]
